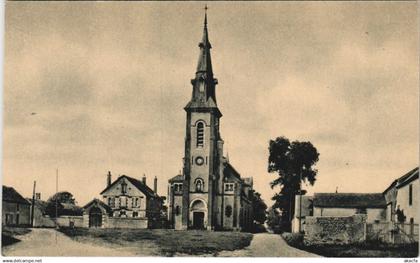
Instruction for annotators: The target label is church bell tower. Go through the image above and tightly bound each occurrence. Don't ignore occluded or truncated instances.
[181,8,224,230]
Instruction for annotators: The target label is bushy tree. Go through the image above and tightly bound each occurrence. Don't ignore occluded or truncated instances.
[268,136,319,231]
[251,191,267,225]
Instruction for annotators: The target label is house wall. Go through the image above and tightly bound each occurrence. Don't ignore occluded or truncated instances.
[32,207,55,227]
[2,201,31,226]
[396,180,418,223]
[56,216,84,227]
[313,207,385,223]
[102,178,147,216]
[106,217,148,229]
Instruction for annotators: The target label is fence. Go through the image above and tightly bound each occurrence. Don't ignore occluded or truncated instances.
[366,222,419,244]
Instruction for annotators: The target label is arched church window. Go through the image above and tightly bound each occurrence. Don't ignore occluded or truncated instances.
[196,122,204,147]
[195,178,204,192]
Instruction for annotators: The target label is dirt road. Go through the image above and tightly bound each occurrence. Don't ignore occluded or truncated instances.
[3,228,319,257]
[2,228,139,257]
[216,233,321,257]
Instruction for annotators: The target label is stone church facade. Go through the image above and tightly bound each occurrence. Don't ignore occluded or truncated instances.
[167,13,254,231]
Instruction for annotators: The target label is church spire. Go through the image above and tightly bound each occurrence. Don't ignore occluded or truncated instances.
[185,6,220,116]
[196,5,213,75]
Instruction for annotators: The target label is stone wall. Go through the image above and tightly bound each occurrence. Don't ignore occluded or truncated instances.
[56,216,84,227]
[304,215,367,245]
[106,217,148,229]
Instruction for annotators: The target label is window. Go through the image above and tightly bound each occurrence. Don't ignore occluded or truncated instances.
[195,179,204,192]
[110,197,115,208]
[175,206,181,215]
[224,183,234,192]
[225,205,233,217]
[16,204,19,212]
[409,184,413,206]
[120,210,126,217]
[356,207,367,214]
[174,183,183,193]
[196,122,204,147]
[121,181,127,194]
[108,197,112,206]
[133,212,138,218]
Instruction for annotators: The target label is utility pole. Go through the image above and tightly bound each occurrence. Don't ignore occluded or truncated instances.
[298,169,303,233]
[55,168,58,244]
[31,181,36,227]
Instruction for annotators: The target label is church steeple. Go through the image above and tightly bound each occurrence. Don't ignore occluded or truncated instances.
[196,7,213,75]
[186,6,220,116]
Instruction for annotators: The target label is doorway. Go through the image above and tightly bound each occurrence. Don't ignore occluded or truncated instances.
[89,207,102,228]
[193,212,205,229]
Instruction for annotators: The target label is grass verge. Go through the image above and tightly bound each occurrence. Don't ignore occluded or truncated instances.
[59,227,253,256]
[1,226,31,247]
[281,232,419,257]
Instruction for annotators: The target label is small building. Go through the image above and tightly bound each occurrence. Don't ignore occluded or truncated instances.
[383,167,418,224]
[312,193,387,223]
[26,195,55,228]
[2,186,31,226]
[84,172,164,228]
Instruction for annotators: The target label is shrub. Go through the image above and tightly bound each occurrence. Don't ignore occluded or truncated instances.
[282,232,304,247]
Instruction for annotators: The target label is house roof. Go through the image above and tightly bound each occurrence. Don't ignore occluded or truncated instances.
[169,174,183,183]
[25,198,49,214]
[2,186,31,205]
[396,167,418,189]
[383,167,419,193]
[100,175,159,198]
[313,193,386,208]
[83,198,113,215]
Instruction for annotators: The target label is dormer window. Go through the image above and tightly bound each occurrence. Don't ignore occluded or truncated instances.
[195,178,204,192]
[196,122,204,147]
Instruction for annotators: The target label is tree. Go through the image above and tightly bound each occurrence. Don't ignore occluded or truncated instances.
[268,136,319,231]
[47,191,76,204]
[251,191,267,225]
[45,191,81,218]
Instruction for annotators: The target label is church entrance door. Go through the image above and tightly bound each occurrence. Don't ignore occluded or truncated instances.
[89,207,102,228]
[193,212,205,229]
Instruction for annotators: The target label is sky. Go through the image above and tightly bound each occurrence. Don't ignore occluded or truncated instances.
[3,2,419,206]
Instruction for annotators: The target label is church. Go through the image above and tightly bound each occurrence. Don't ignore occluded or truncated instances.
[167,12,255,231]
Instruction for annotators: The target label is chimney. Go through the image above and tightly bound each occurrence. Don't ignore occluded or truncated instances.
[107,171,112,187]
[153,176,158,193]
[35,193,41,200]
[142,174,146,185]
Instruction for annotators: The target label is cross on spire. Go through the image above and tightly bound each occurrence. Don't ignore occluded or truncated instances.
[204,4,208,27]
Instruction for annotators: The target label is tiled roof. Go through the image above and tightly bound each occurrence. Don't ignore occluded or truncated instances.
[313,193,386,208]
[100,175,158,198]
[384,167,419,193]
[2,186,31,205]
[83,198,113,215]
[25,198,49,214]
[169,174,183,182]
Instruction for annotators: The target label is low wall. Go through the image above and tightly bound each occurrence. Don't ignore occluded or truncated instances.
[106,217,148,229]
[56,216,84,228]
[34,215,56,228]
[304,215,367,245]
